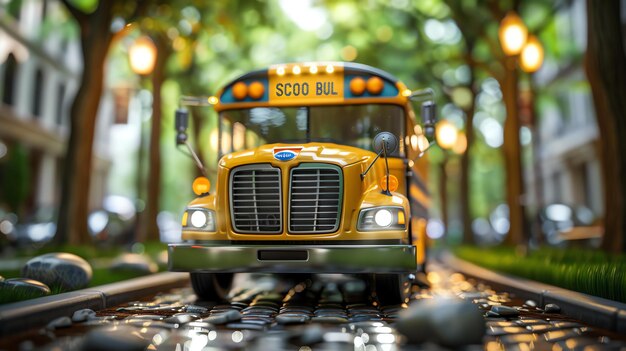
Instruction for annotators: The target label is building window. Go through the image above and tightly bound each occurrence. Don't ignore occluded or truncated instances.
[2,53,17,105]
[32,68,44,118]
[56,83,66,126]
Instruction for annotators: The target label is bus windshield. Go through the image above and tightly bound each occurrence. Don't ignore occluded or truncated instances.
[219,104,405,156]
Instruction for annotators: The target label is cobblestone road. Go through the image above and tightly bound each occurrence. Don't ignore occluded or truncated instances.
[2,263,625,350]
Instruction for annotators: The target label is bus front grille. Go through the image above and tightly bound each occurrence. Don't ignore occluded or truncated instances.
[230,165,282,233]
[289,164,342,234]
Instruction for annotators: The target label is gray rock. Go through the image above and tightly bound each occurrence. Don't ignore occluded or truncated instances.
[110,253,157,274]
[46,316,72,330]
[490,305,520,317]
[276,314,311,324]
[81,326,150,351]
[124,314,164,321]
[22,252,92,290]
[205,309,242,324]
[544,303,561,313]
[311,316,348,324]
[524,299,537,307]
[185,304,208,314]
[396,297,485,347]
[225,322,265,330]
[72,308,96,322]
[0,278,51,297]
[164,313,199,324]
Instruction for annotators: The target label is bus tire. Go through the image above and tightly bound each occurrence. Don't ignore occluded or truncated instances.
[369,273,411,306]
[190,272,234,301]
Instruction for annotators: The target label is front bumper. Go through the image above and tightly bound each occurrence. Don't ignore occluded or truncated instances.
[168,244,417,274]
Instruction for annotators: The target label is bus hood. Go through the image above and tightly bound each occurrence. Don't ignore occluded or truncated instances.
[219,143,375,169]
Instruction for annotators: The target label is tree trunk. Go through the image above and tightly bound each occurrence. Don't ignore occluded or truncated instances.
[54,2,114,245]
[585,0,626,253]
[138,36,170,243]
[460,73,476,244]
[501,57,527,246]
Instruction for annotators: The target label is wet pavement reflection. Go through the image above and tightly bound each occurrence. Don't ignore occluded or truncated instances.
[2,262,626,350]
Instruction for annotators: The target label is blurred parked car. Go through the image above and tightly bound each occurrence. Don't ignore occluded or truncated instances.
[538,203,602,247]
[88,195,136,244]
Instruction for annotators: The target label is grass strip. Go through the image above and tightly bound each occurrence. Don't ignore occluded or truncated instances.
[453,246,626,303]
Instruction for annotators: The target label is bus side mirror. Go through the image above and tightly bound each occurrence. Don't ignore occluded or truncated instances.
[421,101,436,140]
[175,108,189,145]
[372,132,399,155]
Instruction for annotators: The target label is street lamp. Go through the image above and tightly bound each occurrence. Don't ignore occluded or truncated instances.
[498,11,544,246]
[436,120,459,150]
[129,36,157,76]
[129,35,158,242]
[499,12,528,56]
[452,131,467,155]
[436,120,459,240]
[520,36,544,73]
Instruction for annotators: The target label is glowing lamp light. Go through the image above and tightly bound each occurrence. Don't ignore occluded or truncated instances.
[417,135,430,152]
[207,96,219,105]
[436,120,458,150]
[232,82,248,100]
[520,36,544,73]
[350,77,366,95]
[452,131,467,154]
[181,211,188,226]
[192,177,211,195]
[129,36,157,75]
[248,81,265,100]
[325,65,334,74]
[292,65,301,75]
[402,89,412,97]
[374,209,393,227]
[498,12,528,56]
[309,65,318,74]
[276,66,286,76]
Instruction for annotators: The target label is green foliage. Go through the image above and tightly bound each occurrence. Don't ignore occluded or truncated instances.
[454,246,626,303]
[0,144,30,213]
[67,0,98,13]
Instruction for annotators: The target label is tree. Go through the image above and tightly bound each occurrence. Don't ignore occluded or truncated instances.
[137,33,171,243]
[585,0,626,253]
[55,0,150,245]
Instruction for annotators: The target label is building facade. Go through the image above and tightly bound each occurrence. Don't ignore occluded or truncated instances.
[0,0,115,218]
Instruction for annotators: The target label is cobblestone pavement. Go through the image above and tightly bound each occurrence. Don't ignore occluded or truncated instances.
[2,263,626,350]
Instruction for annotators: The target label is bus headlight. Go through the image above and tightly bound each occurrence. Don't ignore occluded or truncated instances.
[184,209,216,232]
[357,206,406,231]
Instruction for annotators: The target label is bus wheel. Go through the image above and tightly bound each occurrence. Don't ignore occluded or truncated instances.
[369,273,411,306]
[190,272,234,301]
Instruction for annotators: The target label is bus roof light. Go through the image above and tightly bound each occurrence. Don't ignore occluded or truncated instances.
[367,77,384,95]
[232,82,248,100]
[248,81,265,100]
[326,65,335,74]
[350,77,366,96]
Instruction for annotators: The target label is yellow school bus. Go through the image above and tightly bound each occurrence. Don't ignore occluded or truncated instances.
[169,62,435,304]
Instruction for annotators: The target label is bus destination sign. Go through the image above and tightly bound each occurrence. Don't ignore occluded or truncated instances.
[269,69,344,104]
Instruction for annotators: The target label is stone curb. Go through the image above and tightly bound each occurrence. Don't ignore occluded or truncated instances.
[0,272,189,335]
[439,251,626,332]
